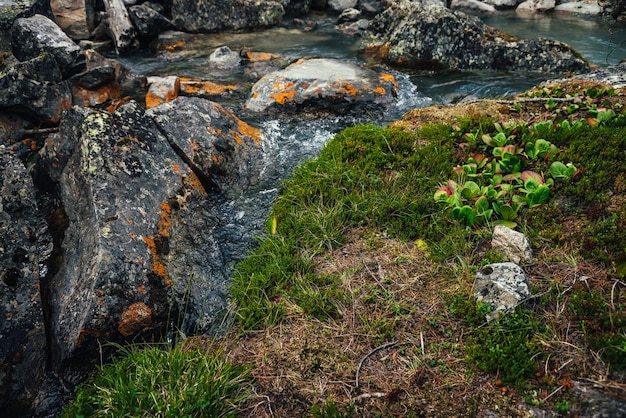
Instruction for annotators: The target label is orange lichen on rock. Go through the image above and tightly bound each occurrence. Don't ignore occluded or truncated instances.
[157,202,172,237]
[373,87,387,95]
[237,119,261,144]
[72,83,121,107]
[106,96,132,113]
[179,77,237,95]
[380,73,398,92]
[246,51,279,62]
[335,82,359,96]
[118,302,152,337]
[146,77,180,109]
[143,235,171,286]
[164,40,185,51]
[185,172,208,197]
[274,89,297,105]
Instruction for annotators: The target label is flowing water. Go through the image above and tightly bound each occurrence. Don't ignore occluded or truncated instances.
[115,11,626,332]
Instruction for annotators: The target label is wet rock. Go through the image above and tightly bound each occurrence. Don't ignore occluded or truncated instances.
[50,0,96,40]
[179,77,239,100]
[69,66,121,108]
[561,60,626,87]
[128,4,173,40]
[338,7,361,23]
[0,146,50,416]
[491,225,533,264]
[146,76,181,108]
[599,0,626,20]
[281,0,312,16]
[328,0,358,14]
[0,0,52,50]
[358,0,384,16]
[554,0,602,15]
[244,58,398,116]
[360,2,591,73]
[516,0,556,14]
[171,0,285,32]
[208,46,241,69]
[482,0,521,8]
[45,102,189,378]
[11,14,86,78]
[451,0,498,14]
[0,54,73,125]
[473,262,530,321]
[147,96,263,194]
[83,49,148,98]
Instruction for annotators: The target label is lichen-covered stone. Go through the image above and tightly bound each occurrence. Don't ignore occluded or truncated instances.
[128,4,173,40]
[11,14,86,78]
[244,58,397,116]
[171,0,285,32]
[147,96,263,194]
[0,0,52,50]
[0,146,50,416]
[47,102,190,375]
[0,54,73,125]
[360,2,591,73]
[473,262,530,321]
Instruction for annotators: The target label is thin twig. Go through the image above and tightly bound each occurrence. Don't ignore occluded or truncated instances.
[355,342,398,389]
[610,279,625,311]
[420,331,425,356]
[542,385,562,402]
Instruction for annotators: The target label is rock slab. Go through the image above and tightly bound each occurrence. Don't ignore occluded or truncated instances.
[474,262,530,321]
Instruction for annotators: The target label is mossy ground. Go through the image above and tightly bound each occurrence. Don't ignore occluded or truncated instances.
[66,81,626,416]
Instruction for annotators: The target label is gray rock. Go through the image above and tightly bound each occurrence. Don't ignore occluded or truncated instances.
[516,0,556,13]
[358,0,384,16]
[147,97,263,195]
[491,225,532,264]
[0,146,50,416]
[338,7,362,23]
[0,0,53,50]
[554,0,602,15]
[280,0,312,16]
[451,0,498,14]
[50,0,96,40]
[482,0,521,8]
[0,54,73,125]
[208,46,242,69]
[11,14,86,78]
[128,4,173,40]
[328,0,358,14]
[473,262,530,321]
[574,381,626,417]
[360,3,591,73]
[598,0,626,20]
[46,102,189,375]
[171,0,285,32]
[244,58,397,116]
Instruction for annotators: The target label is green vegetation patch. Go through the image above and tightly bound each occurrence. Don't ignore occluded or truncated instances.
[62,344,250,418]
[231,124,467,329]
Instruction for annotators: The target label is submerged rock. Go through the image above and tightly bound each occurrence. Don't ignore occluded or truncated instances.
[361,2,591,73]
[245,58,397,116]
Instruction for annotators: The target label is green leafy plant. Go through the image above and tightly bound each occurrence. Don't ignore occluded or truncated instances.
[434,124,578,227]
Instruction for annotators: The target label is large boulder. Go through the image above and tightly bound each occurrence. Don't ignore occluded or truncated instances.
[171,0,285,32]
[244,58,398,116]
[11,14,86,78]
[43,102,191,377]
[0,147,50,416]
[360,2,591,73]
[128,3,173,40]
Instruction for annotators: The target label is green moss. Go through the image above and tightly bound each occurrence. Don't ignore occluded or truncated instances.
[232,125,465,329]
